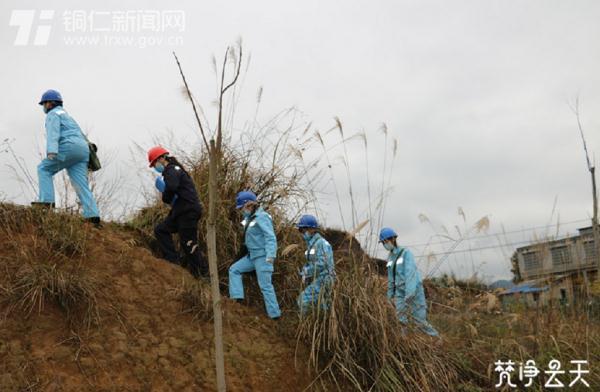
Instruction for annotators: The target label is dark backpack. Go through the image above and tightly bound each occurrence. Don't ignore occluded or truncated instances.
[80,131,101,172]
[87,142,101,172]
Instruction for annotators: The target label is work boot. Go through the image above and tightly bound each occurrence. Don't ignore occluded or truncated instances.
[85,216,102,228]
[188,264,200,279]
[31,201,55,208]
[199,265,209,278]
[192,267,210,280]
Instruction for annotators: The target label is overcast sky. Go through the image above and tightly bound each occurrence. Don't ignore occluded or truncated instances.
[1,0,599,281]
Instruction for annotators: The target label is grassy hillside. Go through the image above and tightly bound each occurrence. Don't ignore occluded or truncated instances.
[0,204,598,391]
[0,204,310,391]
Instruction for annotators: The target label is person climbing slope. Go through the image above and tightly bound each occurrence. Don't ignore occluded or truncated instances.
[297,214,335,314]
[34,89,100,225]
[148,146,208,278]
[229,191,281,320]
[379,227,439,336]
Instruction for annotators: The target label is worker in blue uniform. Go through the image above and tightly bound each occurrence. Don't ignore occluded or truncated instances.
[229,191,281,319]
[35,89,100,224]
[379,227,439,336]
[297,214,335,314]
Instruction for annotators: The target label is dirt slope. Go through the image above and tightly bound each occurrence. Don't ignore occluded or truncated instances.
[0,206,310,391]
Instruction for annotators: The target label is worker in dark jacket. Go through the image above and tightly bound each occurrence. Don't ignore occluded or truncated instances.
[148,146,208,278]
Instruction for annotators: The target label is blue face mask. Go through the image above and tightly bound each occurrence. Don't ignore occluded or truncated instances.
[303,232,313,242]
[383,242,394,251]
[242,210,251,218]
[43,106,49,114]
[154,162,165,173]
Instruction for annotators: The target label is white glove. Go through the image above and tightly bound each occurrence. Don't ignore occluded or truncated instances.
[300,266,309,284]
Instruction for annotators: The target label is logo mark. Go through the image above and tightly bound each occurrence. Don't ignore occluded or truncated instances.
[9,10,55,46]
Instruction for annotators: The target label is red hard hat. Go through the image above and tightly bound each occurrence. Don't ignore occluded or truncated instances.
[147,146,169,167]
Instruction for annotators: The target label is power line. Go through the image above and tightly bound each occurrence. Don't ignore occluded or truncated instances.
[415,239,531,259]
[406,218,590,248]
[415,230,587,259]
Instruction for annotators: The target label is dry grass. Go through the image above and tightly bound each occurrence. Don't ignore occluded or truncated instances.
[124,115,600,390]
[0,153,597,390]
[0,204,102,327]
[430,288,600,390]
[127,121,316,310]
[296,256,462,391]
[124,113,459,390]
[4,262,100,327]
[171,277,213,322]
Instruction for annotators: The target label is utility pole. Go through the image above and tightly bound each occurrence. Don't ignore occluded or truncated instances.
[572,98,600,281]
[173,45,242,391]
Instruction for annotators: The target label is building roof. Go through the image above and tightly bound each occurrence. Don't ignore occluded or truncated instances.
[499,280,549,296]
[513,225,593,253]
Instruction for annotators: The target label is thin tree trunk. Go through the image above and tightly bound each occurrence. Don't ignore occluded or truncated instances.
[173,47,240,392]
[591,167,600,272]
[207,139,226,391]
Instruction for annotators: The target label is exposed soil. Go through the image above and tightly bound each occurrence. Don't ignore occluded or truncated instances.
[0,220,312,391]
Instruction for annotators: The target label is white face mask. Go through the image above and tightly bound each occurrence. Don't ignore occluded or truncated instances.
[383,242,394,251]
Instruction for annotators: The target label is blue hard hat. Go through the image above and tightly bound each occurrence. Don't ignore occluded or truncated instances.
[39,89,63,105]
[379,227,398,242]
[297,214,319,229]
[235,191,257,209]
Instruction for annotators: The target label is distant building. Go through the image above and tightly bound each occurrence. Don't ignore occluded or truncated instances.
[501,227,598,307]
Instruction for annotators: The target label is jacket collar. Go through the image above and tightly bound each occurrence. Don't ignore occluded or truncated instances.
[47,105,64,114]
[241,207,262,226]
[305,232,321,247]
[389,245,405,258]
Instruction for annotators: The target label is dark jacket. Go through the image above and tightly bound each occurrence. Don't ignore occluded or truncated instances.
[162,163,202,217]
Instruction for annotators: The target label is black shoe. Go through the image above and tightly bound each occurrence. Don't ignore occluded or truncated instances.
[188,265,200,279]
[31,201,55,208]
[85,217,102,228]
[234,299,243,304]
